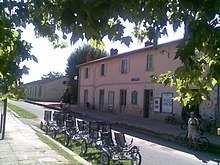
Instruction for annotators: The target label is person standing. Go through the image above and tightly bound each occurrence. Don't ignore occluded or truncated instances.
[188,111,199,148]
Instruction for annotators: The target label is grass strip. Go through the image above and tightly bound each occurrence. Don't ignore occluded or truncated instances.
[7,102,37,119]
[37,132,82,165]
[46,130,129,165]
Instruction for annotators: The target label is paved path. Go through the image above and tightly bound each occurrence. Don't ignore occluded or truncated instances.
[0,111,69,165]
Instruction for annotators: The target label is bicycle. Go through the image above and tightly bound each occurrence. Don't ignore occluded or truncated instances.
[198,115,217,135]
[176,131,209,151]
[164,113,177,125]
[180,119,188,130]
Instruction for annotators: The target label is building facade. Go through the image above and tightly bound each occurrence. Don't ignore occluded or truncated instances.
[24,76,68,102]
[78,40,219,122]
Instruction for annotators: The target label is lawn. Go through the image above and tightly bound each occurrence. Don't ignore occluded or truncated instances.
[7,102,37,118]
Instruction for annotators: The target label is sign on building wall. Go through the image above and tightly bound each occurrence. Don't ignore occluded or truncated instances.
[153,97,161,112]
[161,92,173,113]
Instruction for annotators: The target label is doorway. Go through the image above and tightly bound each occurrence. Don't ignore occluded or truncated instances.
[120,90,127,114]
[99,90,104,111]
[143,90,153,118]
[84,90,88,108]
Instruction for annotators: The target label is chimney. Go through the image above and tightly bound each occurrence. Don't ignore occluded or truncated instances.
[144,41,153,47]
[86,52,91,62]
[110,48,118,56]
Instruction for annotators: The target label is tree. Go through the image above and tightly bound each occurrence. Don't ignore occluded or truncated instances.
[1,0,220,106]
[64,44,108,104]
[41,71,63,80]
[0,2,37,99]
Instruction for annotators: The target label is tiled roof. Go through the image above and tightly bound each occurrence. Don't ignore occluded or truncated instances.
[24,76,67,85]
[77,39,181,67]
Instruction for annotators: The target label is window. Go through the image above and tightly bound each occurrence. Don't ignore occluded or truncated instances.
[100,63,105,76]
[121,59,129,73]
[147,54,153,70]
[38,86,41,97]
[85,67,89,78]
[108,91,115,108]
[29,87,32,96]
[34,86,37,97]
[131,91,138,105]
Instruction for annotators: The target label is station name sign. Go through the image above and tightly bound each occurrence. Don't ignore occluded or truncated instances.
[131,77,140,81]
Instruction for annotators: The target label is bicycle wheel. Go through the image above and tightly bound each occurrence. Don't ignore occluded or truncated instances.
[177,133,189,146]
[100,151,110,165]
[131,151,142,165]
[80,139,88,155]
[181,122,188,130]
[40,121,43,130]
[63,134,70,146]
[164,116,169,123]
[208,124,215,135]
[45,125,49,135]
[52,128,57,139]
[197,137,209,151]
[172,118,177,125]
[198,122,206,134]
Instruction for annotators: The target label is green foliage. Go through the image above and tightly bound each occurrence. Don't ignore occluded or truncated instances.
[0,1,37,99]
[41,71,63,80]
[64,44,108,103]
[151,52,218,106]
[1,0,220,106]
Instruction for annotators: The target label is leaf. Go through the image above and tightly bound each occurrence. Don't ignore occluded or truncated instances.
[121,36,132,47]
[31,55,38,63]
[211,78,217,87]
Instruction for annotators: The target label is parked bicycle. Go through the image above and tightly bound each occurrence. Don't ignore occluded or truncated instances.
[80,120,112,155]
[164,113,177,125]
[100,132,141,165]
[198,115,217,135]
[180,112,190,130]
[176,131,209,151]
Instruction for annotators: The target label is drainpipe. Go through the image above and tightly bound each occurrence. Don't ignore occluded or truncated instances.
[77,71,80,108]
[93,63,96,110]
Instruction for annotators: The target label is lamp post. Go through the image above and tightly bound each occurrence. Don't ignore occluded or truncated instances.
[73,75,80,108]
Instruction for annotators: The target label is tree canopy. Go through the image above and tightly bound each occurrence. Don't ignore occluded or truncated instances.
[41,71,63,80]
[1,0,220,106]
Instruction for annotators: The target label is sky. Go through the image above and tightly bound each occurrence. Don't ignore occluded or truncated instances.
[20,24,184,84]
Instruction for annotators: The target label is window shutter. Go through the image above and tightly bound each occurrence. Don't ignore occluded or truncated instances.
[127,59,130,73]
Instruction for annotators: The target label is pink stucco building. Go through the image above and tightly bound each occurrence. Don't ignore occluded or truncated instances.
[78,40,219,122]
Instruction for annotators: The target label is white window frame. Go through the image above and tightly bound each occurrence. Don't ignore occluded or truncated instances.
[121,59,129,74]
[147,54,154,70]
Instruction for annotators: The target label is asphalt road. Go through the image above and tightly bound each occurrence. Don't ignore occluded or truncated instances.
[8,100,220,165]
